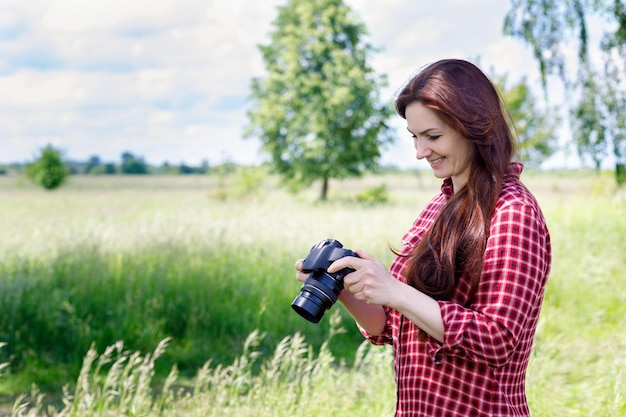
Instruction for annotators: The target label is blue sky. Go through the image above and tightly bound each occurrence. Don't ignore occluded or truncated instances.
[0,0,581,169]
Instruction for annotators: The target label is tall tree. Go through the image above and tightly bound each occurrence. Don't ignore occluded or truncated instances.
[246,0,393,200]
[504,0,626,184]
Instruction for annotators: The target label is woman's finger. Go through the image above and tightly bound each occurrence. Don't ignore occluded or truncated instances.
[354,248,375,260]
[294,259,305,271]
[327,256,363,273]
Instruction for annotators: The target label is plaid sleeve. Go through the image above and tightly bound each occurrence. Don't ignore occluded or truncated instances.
[426,201,550,367]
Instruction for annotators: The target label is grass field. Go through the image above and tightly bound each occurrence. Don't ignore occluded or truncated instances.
[0,169,625,416]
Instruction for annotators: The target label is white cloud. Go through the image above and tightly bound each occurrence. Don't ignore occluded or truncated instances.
[42,0,180,32]
[0,0,569,168]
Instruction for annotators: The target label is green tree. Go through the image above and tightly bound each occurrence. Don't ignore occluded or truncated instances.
[85,155,102,174]
[495,74,560,167]
[571,64,606,170]
[504,0,626,184]
[25,144,68,190]
[120,152,148,174]
[246,0,393,200]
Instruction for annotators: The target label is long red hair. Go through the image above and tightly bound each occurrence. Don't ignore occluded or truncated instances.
[395,59,516,302]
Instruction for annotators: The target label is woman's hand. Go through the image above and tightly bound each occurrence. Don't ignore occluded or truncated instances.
[330,248,444,342]
[327,249,402,307]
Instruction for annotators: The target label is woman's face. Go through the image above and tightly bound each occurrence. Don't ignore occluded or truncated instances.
[405,101,475,192]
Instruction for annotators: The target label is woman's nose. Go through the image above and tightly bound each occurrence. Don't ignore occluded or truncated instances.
[414,137,431,160]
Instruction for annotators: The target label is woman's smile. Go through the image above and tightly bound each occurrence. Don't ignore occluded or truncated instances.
[428,156,445,167]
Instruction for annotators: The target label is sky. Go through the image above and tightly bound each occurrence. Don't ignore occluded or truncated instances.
[0,0,580,169]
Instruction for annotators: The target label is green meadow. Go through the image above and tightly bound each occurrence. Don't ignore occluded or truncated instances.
[0,170,624,416]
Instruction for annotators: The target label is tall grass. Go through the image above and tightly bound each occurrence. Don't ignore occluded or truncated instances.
[0,171,625,416]
[6,313,395,417]
[0,173,421,386]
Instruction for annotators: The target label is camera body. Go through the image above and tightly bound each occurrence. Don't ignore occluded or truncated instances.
[291,239,357,323]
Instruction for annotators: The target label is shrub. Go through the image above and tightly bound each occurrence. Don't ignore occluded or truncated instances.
[355,184,389,205]
[25,145,68,190]
[616,163,626,187]
[0,342,7,376]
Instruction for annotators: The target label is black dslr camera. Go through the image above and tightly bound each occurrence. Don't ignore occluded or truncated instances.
[291,239,357,323]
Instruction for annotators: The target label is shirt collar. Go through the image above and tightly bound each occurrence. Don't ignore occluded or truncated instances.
[441,177,454,199]
[506,162,524,179]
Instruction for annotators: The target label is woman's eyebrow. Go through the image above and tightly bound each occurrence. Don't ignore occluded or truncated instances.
[407,126,438,136]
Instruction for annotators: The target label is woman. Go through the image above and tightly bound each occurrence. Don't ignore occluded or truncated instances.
[295,59,552,416]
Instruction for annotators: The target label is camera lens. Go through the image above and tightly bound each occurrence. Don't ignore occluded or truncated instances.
[291,271,343,323]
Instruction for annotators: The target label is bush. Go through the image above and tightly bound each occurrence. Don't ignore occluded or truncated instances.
[355,184,389,205]
[25,145,68,190]
[616,163,626,187]
[0,342,7,376]
[210,166,268,200]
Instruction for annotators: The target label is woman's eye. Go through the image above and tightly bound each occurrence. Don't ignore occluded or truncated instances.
[411,133,441,141]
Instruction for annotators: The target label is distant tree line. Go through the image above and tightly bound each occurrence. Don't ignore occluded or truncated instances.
[0,150,215,177]
[71,152,212,175]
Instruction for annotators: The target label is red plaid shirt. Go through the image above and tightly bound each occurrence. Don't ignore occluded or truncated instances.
[364,163,551,416]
